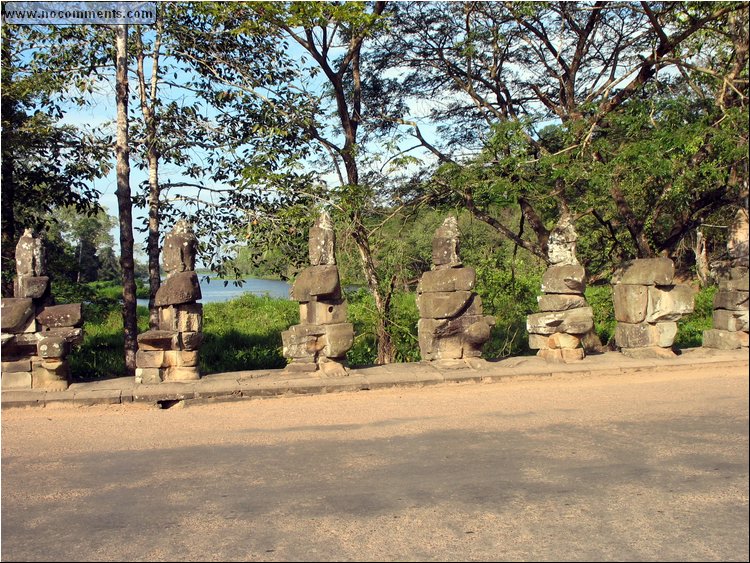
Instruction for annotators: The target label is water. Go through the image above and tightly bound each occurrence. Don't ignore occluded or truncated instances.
[136,277,291,306]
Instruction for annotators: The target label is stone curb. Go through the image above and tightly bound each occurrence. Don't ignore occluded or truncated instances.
[2,349,747,410]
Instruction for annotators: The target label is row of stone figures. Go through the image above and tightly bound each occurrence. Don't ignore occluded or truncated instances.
[1,210,748,389]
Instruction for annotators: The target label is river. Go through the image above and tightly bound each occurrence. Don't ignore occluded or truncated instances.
[136,277,291,306]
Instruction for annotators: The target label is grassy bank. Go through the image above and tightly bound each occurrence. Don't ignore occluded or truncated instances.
[68,284,717,381]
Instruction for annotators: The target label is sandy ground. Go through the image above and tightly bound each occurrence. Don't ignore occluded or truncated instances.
[2,365,749,561]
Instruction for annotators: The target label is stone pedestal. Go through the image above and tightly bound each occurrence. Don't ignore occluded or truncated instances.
[1,229,83,391]
[417,217,495,362]
[612,258,695,358]
[703,210,749,350]
[282,212,353,376]
[135,221,203,383]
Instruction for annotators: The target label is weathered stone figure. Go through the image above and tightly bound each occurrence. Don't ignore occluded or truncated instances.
[703,208,749,349]
[1,229,83,390]
[527,216,598,362]
[136,221,203,383]
[282,212,354,376]
[612,257,695,358]
[162,219,198,275]
[416,216,495,364]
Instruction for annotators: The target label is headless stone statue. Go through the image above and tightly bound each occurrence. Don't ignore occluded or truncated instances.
[547,214,579,266]
[162,219,198,278]
[417,216,495,365]
[15,228,46,277]
[282,211,354,376]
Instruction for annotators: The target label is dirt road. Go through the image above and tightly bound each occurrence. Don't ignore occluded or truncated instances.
[2,365,748,561]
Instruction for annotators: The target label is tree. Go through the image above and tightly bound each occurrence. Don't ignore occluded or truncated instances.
[374,1,748,275]
[46,206,119,282]
[1,23,111,294]
[115,23,138,375]
[245,1,417,364]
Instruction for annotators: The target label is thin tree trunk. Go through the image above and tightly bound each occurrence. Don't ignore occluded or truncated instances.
[135,20,163,329]
[115,25,138,375]
[146,154,160,328]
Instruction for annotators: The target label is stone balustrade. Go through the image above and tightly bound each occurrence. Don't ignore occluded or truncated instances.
[1,229,83,390]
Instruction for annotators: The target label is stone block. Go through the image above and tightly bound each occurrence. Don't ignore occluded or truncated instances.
[526,307,594,335]
[613,284,648,323]
[175,303,203,332]
[1,333,37,356]
[418,268,476,293]
[136,350,165,368]
[165,366,200,381]
[620,346,676,359]
[541,264,586,294]
[1,371,32,389]
[528,333,550,350]
[283,359,319,373]
[1,298,34,332]
[614,258,674,286]
[615,321,677,348]
[37,336,68,359]
[713,289,749,311]
[14,275,50,299]
[164,350,199,367]
[36,303,83,328]
[180,331,203,351]
[645,284,695,322]
[158,305,178,331]
[712,309,749,332]
[154,271,201,306]
[44,327,84,346]
[301,299,348,325]
[137,330,179,351]
[282,325,325,358]
[322,322,354,358]
[418,318,446,359]
[537,294,587,312]
[433,335,465,360]
[702,328,748,350]
[548,333,581,349]
[417,291,472,319]
[31,363,68,390]
[135,368,163,385]
[719,272,749,292]
[291,265,341,301]
[538,347,585,362]
[1,358,31,372]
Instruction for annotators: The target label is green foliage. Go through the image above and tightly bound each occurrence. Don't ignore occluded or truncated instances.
[585,284,617,346]
[199,294,298,373]
[675,285,718,349]
[475,257,543,358]
[345,288,421,366]
[69,306,150,379]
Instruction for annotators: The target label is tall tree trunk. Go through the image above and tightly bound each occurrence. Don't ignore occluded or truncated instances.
[115,25,138,375]
[135,20,163,329]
